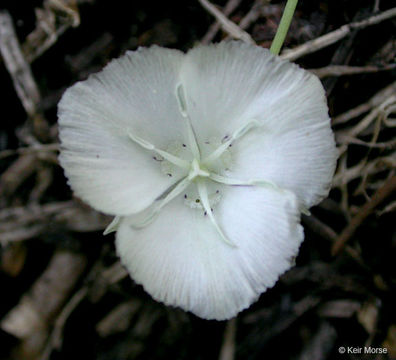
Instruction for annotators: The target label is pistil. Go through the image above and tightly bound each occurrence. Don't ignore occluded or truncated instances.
[123,87,284,248]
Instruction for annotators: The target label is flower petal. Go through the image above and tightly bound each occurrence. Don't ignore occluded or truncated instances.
[116,185,303,320]
[58,47,188,215]
[231,116,337,209]
[179,41,298,141]
[180,41,337,208]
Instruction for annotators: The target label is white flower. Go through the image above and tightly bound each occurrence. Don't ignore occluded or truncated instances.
[58,41,337,320]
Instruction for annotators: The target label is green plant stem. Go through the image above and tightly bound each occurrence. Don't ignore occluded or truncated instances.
[270,0,298,55]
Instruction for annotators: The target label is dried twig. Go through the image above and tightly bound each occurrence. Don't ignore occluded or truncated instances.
[0,201,111,246]
[219,318,237,360]
[332,82,396,125]
[29,165,54,203]
[201,0,243,44]
[0,11,41,118]
[296,322,337,360]
[332,176,396,255]
[0,154,37,203]
[1,251,86,358]
[41,287,88,360]
[302,215,367,268]
[332,155,395,188]
[0,143,59,160]
[310,64,396,79]
[281,7,396,61]
[238,0,268,31]
[336,96,396,139]
[96,300,142,337]
[302,214,338,243]
[337,135,396,149]
[22,0,80,63]
[317,300,361,318]
[198,0,254,44]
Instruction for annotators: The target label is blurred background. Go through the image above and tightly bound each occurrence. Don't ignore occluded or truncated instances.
[0,0,395,359]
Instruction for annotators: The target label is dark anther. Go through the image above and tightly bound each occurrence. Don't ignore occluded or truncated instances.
[184,194,187,199]
[195,199,200,203]
[204,211,207,216]
[182,144,186,147]
[153,156,163,162]
[211,208,213,212]
[216,190,219,194]
[167,173,172,177]
[204,141,210,144]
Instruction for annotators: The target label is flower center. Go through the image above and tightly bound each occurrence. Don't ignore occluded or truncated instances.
[119,84,284,247]
[188,158,209,180]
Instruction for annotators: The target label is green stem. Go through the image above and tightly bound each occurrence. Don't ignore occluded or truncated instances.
[270,0,298,55]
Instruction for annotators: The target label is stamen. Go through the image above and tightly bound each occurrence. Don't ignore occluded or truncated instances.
[197,180,236,247]
[176,83,188,117]
[103,216,121,235]
[202,119,261,166]
[175,84,201,160]
[209,173,283,191]
[130,177,191,228]
[127,129,189,169]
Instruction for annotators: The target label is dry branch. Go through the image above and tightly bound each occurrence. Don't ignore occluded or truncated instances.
[281,7,396,61]
[310,64,396,79]
[1,250,86,359]
[0,143,59,160]
[0,11,41,118]
[332,176,396,255]
[22,0,80,63]
[332,155,395,188]
[96,300,142,337]
[198,0,254,44]
[201,0,243,44]
[0,154,37,203]
[219,318,237,360]
[336,96,396,139]
[333,82,396,125]
[0,201,111,246]
[238,0,268,30]
[41,287,89,360]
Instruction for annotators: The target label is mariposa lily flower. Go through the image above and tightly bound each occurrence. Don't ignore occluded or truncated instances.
[58,41,337,320]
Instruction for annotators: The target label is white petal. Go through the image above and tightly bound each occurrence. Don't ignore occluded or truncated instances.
[231,114,337,209]
[116,185,303,320]
[180,41,337,208]
[58,47,188,215]
[179,41,298,141]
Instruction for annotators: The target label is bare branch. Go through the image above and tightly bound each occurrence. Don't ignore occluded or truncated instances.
[198,0,254,44]
[281,7,396,61]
